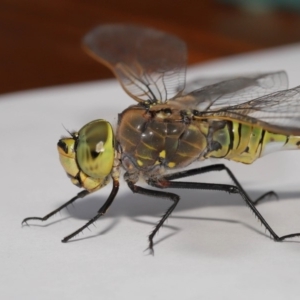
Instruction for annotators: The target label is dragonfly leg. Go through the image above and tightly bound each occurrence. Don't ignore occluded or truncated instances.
[162,163,277,205]
[251,191,278,205]
[147,165,300,243]
[22,190,90,224]
[127,181,181,255]
[128,179,239,253]
[61,179,119,243]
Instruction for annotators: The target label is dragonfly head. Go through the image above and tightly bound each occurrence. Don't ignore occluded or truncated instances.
[57,120,115,192]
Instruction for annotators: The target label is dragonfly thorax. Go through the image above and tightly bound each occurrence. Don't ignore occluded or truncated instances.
[116,103,208,175]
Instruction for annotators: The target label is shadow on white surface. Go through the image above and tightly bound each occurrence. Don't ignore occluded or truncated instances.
[23,187,300,245]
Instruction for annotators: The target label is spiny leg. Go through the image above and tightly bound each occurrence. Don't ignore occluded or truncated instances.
[127,181,180,254]
[162,164,277,205]
[62,179,119,243]
[251,191,278,205]
[128,180,239,253]
[148,164,300,242]
[22,190,89,224]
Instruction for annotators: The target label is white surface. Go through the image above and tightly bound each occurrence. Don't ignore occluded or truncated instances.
[2,44,300,299]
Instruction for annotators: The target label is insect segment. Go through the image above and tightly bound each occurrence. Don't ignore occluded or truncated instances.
[58,120,115,192]
[23,24,300,253]
[199,119,300,164]
[117,104,208,172]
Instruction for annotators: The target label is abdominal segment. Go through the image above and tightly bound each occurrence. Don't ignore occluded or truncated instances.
[205,120,300,164]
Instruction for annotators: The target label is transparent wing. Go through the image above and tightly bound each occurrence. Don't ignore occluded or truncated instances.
[195,86,300,135]
[174,71,288,110]
[83,24,187,103]
[181,74,244,94]
[181,72,286,94]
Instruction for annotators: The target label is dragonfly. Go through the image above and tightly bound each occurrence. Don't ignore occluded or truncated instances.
[23,24,300,253]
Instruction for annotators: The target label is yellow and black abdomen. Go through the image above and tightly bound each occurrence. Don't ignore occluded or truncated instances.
[205,120,300,164]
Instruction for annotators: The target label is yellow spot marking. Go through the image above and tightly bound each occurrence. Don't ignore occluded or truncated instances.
[156,111,171,119]
[137,159,143,166]
[168,162,176,168]
[159,150,166,158]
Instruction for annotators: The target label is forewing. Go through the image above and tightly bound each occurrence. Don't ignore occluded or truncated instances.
[174,71,288,110]
[83,24,187,103]
[195,86,300,135]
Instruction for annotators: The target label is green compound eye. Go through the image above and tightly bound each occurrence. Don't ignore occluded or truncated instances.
[76,120,115,179]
